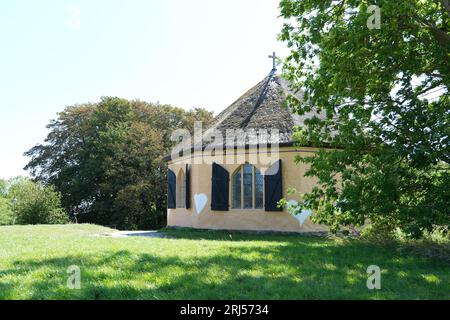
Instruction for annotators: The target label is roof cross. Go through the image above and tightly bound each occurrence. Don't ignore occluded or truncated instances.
[268,51,277,71]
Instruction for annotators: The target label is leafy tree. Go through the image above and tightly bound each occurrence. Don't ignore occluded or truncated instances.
[279,0,449,237]
[0,198,13,225]
[0,177,68,225]
[0,179,8,197]
[25,97,213,230]
[0,179,12,225]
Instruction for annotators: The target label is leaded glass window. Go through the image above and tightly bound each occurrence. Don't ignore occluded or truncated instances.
[231,164,264,210]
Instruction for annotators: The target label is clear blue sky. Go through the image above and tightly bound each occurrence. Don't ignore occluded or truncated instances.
[0,0,288,178]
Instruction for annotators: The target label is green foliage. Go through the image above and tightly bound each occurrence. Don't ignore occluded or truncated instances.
[279,0,449,238]
[0,197,13,225]
[0,178,12,225]
[8,177,69,225]
[0,177,68,225]
[24,97,213,230]
[0,179,8,197]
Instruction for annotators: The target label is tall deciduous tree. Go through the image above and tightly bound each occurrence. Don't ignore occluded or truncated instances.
[279,0,449,237]
[24,97,213,230]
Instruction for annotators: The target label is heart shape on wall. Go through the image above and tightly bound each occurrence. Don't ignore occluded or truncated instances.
[287,199,312,226]
[194,193,208,215]
[295,209,312,226]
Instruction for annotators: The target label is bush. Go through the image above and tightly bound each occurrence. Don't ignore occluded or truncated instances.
[0,179,7,197]
[0,197,13,225]
[7,177,69,225]
[360,224,450,263]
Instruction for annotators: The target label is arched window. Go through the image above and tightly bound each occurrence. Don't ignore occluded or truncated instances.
[176,170,186,208]
[232,164,263,209]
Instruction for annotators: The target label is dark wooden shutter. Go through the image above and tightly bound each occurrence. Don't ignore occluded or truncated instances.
[264,160,282,211]
[167,169,176,209]
[211,162,229,211]
[185,164,191,209]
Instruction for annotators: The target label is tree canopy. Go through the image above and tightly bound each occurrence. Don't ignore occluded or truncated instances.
[25,97,213,230]
[279,0,449,237]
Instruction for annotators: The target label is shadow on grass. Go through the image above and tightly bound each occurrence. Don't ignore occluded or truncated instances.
[1,233,449,300]
[161,227,330,242]
[164,227,450,263]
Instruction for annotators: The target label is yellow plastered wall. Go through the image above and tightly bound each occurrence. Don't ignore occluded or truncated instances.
[167,146,328,233]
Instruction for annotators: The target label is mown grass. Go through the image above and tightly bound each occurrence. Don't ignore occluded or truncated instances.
[0,224,448,300]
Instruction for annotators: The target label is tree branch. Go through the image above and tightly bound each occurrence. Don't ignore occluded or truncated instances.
[413,13,450,51]
[434,0,450,16]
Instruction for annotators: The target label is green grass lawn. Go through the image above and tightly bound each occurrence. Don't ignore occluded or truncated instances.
[0,224,448,300]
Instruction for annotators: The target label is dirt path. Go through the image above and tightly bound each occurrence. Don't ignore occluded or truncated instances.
[101,231,172,238]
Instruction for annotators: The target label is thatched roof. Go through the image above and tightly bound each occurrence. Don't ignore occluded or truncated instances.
[202,71,324,148]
